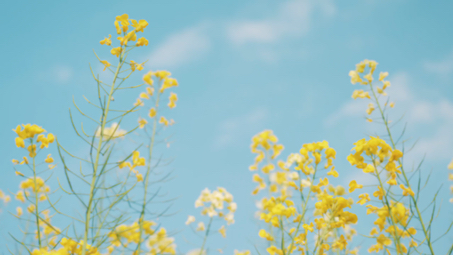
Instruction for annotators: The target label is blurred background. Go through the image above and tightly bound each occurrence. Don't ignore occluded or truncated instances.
[1,0,453,253]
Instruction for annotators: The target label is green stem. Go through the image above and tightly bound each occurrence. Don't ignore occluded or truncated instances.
[200,217,213,255]
[81,46,124,255]
[32,145,42,249]
[369,82,435,254]
[135,84,162,254]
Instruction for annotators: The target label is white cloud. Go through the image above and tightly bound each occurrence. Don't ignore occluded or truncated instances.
[226,0,334,45]
[148,24,211,68]
[325,72,411,127]
[424,50,453,77]
[326,71,453,161]
[54,65,73,84]
[214,108,268,148]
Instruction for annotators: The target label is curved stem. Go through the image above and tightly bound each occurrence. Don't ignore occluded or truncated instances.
[369,82,435,254]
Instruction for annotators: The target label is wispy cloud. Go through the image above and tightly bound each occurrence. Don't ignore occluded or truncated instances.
[147,24,211,68]
[214,108,268,149]
[325,71,453,161]
[424,50,453,78]
[226,0,335,45]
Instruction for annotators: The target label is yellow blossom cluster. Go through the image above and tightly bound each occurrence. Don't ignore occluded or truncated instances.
[119,151,145,182]
[135,70,178,129]
[194,187,236,223]
[348,137,406,188]
[13,124,55,157]
[31,238,101,255]
[348,59,394,119]
[108,220,155,247]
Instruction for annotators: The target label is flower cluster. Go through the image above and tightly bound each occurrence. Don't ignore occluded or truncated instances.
[95,123,126,140]
[348,59,394,121]
[119,151,146,182]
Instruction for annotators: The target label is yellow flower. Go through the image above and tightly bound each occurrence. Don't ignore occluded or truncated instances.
[114,20,121,34]
[196,222,205,231]
[357,193,370,205]
[140,92,149,100]
[100,35,112,46]
[366,103,375,115]
[351,89,370,99]
[146,87,154,96]
[111,47,122,57]
[302,222,314,232]
[348,180,363,193]
[100,60,110,71]
[218,225,226,238]
[168,92,178,109]
[28,144,37,158]
[389,102,395,108]
[399,184,414,196]
[258,229,274,241]
[138,118,148,129]
[149,108,157,118]
[155,70,171,79]
[15,137,25,148]
[349,70,363,85]
[377,87,387,96]
[159,117,169,126]
[185,215,195,225]
[143,71,154,86]
[15,171,24,177]
[383,80,391,89]
[116,13,130,27]
[327,167,339,178]
[44,154,53,163]
[136,37,149,47]
[364,72,373,83]
[131,19,148,32]
[16,207,23,217]
[134,98,144,107]
[379,72,388,81]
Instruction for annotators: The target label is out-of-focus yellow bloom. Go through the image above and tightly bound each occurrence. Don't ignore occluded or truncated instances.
[376,87,387,96]
[146,87,154,96]
[136,37,149,46]
[196,222,205,231]
[143,71,154,86]
[140,92,149,100]
[114,20,121,34]
[131,19,148,32]
[218,225,226,238]
[234,250,250,255]
[149,108,157,118]
[389,102,395,108]
[348,180,363,193]
[258,229,274,241]
[130,60,144,71]
[155,70,171,80]
[159,116,169,126]
[383,80,391,89]
[168,92,178,108]
[364,72,373,83]
[100,35,112,46]
[15,171,24,177]
[44,154,53,163]
[160,77,179,92]
[100,60,111,71]
[349,71,363,85]
[379,72,388,81]
[16,207,23,217]
[357,193,370,205]
[399,184,414,196]
[351,89,370,99]
[185,215,195,225]
[134,98,144,107]
[111,47,122,57]
[366,103,375,115]
[138,118,148,129]
[116,14,130,31]
[27,144,37,158]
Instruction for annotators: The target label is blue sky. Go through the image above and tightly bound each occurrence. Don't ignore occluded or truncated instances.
[1,0,453,254]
